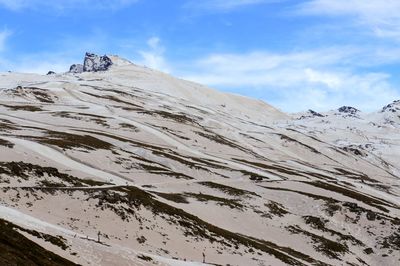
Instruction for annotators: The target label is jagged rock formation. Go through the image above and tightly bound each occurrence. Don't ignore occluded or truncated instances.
[69,64,83,74]
[83,52,113,72]
[299,109,325,119]
[338,106,360,115]
[382,100,400,113]
[0,55,399,266]
[68,53,114,74]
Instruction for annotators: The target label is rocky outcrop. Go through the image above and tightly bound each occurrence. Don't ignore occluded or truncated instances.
[69,64,84,74]
[83,53,113,72]
[68,53,114,74]
[381,100,400,113]
[299,109,325,119]
[338,106,359,115]
[46,71,56,75]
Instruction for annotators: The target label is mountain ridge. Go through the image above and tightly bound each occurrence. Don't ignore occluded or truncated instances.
[0,53,399,266]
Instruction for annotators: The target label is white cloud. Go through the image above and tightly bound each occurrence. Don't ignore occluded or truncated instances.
[297,0,400,41]
[304,68,341,89]
[276,70,398,112]
[147,37,161,50]
[184,0,278,11]
[0,29,11,52]
[0,0,138,11]
[179,49,400,112]
[138,37,171,73]
[181,49,351,87]
[0,0,21,10]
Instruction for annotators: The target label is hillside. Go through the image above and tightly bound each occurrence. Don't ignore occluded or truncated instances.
[0,53,399,266]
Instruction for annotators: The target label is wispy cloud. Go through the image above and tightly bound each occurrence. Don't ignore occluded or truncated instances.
[0,0,20,10]
[297,0,400,41]
[138,37,171,73]
[0,29,11,52]
[184,0,278,11]
[179,49,400,112]
[181,49,352,87]
[0,0,139,11]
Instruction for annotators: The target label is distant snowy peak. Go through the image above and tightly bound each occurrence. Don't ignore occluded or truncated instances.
[381,100,400,113]
[68,53,133,74]
[298,109,325,119]
[375,100,400,127]
[337,106,360,115]
[297,106,362,120]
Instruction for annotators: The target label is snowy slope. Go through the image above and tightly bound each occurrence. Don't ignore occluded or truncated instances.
[0,54,399,266]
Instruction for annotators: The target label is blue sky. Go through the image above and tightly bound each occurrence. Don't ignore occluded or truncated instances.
[1,0,400,112]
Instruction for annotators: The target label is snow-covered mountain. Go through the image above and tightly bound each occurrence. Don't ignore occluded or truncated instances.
[0,53,399,266]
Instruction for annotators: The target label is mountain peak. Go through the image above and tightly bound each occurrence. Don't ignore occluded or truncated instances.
[83,52,113,72]
[297,109,325,119]
[68,52,133,74]
[381,100,400,113]
[338,106,359,115]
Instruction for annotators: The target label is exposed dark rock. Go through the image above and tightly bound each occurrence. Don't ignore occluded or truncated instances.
[69,64,84,74]
[0,219,77,266]
[381,232,400,250]
[299,109,325,119]
[308,109,324,117]
[342,202,360,212]
[363,248,374,254]
[46,71,56,75]
[366,211,376,221]
[338,106,360,115]
[83,52,113,72]
[341,145,367,157]
[381,100,400,113]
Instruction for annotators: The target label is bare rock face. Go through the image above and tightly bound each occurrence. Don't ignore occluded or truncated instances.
[83,52,113,72]
[381,100,400,113]
[69,64,84,74]
[298,109,325,120]
[68,53,113,74]
[338,106,359,115]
